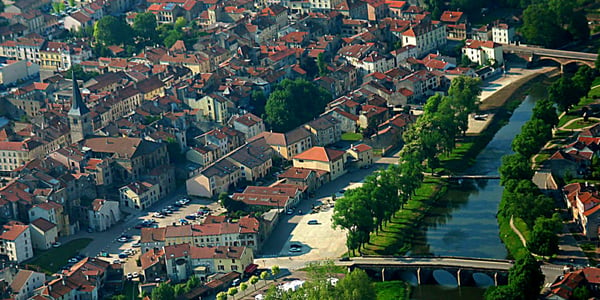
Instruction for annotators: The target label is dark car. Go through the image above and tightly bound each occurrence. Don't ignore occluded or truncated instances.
[185,215,197,220]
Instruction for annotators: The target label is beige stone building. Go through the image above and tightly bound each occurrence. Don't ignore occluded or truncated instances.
[293,146,347,181]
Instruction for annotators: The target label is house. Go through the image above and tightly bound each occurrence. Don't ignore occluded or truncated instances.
[303,116,342,146]
[38,257,110,300]
[562,183,600,239]
[232,185,303,211]
[30,218,58,250]
[29,201,70,236]
[83,137,169,183]
[193,94,232,124]
[140,248,165,282]
[140,227,166,254]
[88,199,121,232]
[63,11,93,31]
[491,23,515,45]
[323,107,358,133]
[227,141,273,182]
[186,158,241,198]
[346,143,373,168]
[231,113,265,139]
[0,223,33,263]
[439,11,467,39]
[9,269,45,300]
[119,181,160,210]
[186,145,217,168]
[462,39,504,66]
[400,20,447,56]
[293,146,346,181]
[543,150,592,179]
[249,127,313,160]
[164,244,253,282]
[277,167,322,193]
[359,104,390,129]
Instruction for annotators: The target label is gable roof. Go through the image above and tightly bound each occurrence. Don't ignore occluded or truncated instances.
[293,146,345,162]
[31,217,56,232]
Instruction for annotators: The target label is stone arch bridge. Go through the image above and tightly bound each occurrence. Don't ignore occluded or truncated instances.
[504,44,597,71]
[336,256,512,287]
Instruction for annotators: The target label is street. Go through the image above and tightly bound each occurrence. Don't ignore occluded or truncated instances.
[257,152,400,270]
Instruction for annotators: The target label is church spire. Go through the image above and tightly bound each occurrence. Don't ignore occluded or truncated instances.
[68,70,90,116]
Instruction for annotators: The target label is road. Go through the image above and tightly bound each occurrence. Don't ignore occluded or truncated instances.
[503,44,598,61]
[58,185,223,274]
[257,151,401,271]
[337,256,513,271]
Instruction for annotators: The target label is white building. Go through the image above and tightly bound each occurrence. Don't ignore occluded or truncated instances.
[232,113,266,139]
[88,199,121,232]
[119,181,160,210]
[30,218,58,250]
[462,39,504,66]
[0,224,33,263]
[9,269,45,300]
[401,21,447,57]
[0,60,39,85]
[491,23,515,45]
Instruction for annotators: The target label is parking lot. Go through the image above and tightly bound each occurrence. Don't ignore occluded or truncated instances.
[92,197,225,276]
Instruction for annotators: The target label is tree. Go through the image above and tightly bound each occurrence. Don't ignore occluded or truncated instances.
[507,254,544,299]
[595,48,600,70]
[240,283,248,294]
[520,4,569,48]
[216,292,227,300]
[548,76,580,112]
[175,17,187,31]
[300,55,318,79]
[271,265,280,280]
[174,284,185,296]
[228,287,238,299]
[94,16,132,46]
[64,65,99,82]
[249,275,259,290]
[186,275,200,290]
[573,65,595,97]
[219,192,245,212]
[332,187,375,255]
[151,283,175,300]
[68,0,75,7]
[317,52,329,76]
[484,285,518,299]
[111,295,127,300]
[264,79,332,132]
[532,98,558,128]
[511,119,552,158]
[572,286,591,300]
[133,13,158,45]
[499,154,533,185]
[260,270,269,283]
[250,90,267,117]
[335,269,375,300]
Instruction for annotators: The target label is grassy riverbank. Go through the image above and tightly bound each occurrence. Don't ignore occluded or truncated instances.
[363,71,554,257]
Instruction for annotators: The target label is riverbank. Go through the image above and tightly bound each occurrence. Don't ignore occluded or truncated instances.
[363,68,555,257]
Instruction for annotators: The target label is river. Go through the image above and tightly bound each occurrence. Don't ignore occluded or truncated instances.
[407,86,546,299]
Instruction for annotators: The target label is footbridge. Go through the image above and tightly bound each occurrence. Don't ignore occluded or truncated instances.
[336,256,512,287]
[504,44,597,70]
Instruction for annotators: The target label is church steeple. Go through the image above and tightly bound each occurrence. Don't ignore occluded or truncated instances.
[68,70,90,116]
[67,70,93,143]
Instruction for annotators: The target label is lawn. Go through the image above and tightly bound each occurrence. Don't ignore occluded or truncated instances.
[498,214,529,260]
[589,86,600,98]
[374,281,410,300]
[563,118,599,130]
[29,238,92,274]
[341,132,363,142]
[513,217,531,241]
[363,177,445,255]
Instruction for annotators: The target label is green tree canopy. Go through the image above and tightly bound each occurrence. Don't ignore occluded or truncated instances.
[265,79,331,132]
[151,283,175,300]
[521,4,570,48]
[133,13,158,45]
[94,16,132,46]
[499,154,533,185]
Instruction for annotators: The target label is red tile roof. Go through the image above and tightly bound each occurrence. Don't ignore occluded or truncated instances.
[0,224,28,241]
[294,147,345,162]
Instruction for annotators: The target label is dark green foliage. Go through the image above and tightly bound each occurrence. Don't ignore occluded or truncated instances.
[527,214,561,255]
[151,283,175,300]
[485,255,544,299]
[219,192,246,212]
[531,98,558,127]
[317,53,329,76]
[93,16,133,46]
[511,118,552,158]
[64,65,99,82]
[520,4,570,48]
[133,13,158,45]
[572,286,591,300]
[251,90,267,117]
[499,154,534,186]
[264,79,331,132]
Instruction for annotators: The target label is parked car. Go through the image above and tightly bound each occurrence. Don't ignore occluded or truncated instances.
[286,209,294,215]
[52,242,62,248]
[99,252,110,257]
[307,220,319,225]
[132,242,141,248]
[118,253,128,259]
[117,237,128,243]
[179,219,189,225]
[185,215,197,220]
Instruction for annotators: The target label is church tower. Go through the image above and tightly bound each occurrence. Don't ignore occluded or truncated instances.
[68,71,92,143]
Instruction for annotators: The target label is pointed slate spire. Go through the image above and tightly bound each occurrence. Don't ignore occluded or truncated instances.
[68,70,90,116]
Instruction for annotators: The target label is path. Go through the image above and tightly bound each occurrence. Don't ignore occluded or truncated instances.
[509,216,528,248]
[556,117,600,132]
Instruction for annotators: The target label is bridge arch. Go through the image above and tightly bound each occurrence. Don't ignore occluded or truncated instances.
[472,272,496,287]
[536,56,595,71]
[433,269,458,287]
